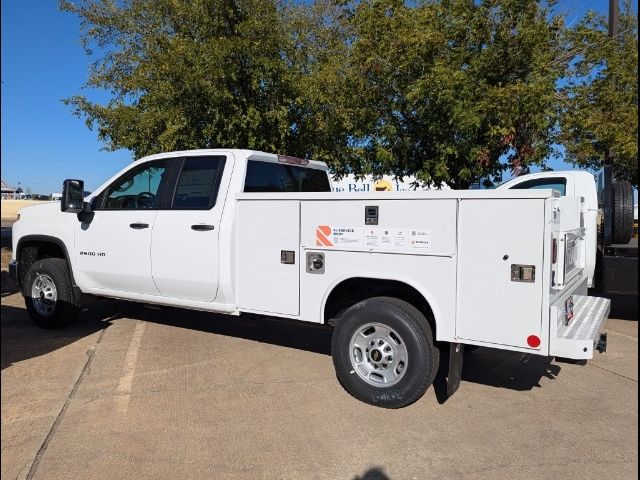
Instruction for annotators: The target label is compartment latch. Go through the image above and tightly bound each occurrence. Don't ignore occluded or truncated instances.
[511,264,536,282]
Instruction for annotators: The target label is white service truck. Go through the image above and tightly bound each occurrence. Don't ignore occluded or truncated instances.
[498,171,600,288]
[499,169,637,299]
[10,149,610,408]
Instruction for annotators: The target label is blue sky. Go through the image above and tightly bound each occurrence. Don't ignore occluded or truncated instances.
[1,2,131,194]
[0,1,625,194]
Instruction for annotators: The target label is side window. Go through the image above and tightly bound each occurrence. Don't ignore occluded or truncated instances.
[102,160,168,209]
[244,161,287,192]
[172,156,226,209]
[510,178,567,196]
[291,165,331,192]
[243,161,331,192]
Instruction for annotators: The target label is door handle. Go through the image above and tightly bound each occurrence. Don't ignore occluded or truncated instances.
[130,222,149,229]
[191,224,215,231]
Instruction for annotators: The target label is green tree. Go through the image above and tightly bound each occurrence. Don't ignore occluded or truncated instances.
[559,2,638,185]
[280,0,356,164]
[61,0,306,158]
[66,0,635,190]
[323,0,566,188]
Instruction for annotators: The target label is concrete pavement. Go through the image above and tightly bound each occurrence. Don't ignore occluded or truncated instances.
[1,286,637,480]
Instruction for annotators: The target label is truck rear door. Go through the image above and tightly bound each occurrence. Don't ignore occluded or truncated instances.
[456,198,546,350]
[151,154,231,301]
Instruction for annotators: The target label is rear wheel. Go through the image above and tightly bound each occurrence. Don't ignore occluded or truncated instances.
[331,297,439,408]
[24,258,79,328]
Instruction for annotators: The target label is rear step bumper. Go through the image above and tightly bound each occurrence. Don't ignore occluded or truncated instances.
[549,295,611,360]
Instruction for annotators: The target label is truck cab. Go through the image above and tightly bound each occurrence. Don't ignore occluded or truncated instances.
[11,150,331,309]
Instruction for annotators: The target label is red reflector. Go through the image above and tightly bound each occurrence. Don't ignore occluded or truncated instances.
[552,238,557,264]
[527,335,541,348]
[277,155,309,166]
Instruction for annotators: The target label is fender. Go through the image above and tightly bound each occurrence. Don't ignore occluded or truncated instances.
[16,234,84,300]
[321,274,445,341]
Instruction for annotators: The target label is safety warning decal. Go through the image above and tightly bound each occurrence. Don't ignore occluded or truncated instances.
[365,228,431,249]
[408,229,431,249]
[316,226,431,250]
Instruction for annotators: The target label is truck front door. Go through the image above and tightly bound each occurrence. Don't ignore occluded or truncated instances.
[75,159,170,295]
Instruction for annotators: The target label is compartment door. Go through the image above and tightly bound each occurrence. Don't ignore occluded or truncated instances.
[456,199,545,349]
[237,200,300,316]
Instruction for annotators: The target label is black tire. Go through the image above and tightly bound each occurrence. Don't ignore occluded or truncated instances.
[331,297,439,408]
[612,181,633,245]
[24,258,79,328]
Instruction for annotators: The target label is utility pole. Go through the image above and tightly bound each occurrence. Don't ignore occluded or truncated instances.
[602,0,619,245]
[608,0,619,39]
[606,0,619,169]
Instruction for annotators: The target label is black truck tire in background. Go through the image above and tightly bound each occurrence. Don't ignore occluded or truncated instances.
[611,181,634,245]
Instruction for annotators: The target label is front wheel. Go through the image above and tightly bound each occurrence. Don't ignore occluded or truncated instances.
[331,297,439,408]
[24,258,79,328]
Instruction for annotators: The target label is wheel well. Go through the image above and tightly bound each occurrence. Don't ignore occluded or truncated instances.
[17,240,67,286]
[324,278,436,334]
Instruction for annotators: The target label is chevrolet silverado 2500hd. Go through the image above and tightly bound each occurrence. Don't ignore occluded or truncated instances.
[9,149,611,408]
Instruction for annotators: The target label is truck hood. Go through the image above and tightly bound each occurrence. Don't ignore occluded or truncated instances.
[17,201,59,219]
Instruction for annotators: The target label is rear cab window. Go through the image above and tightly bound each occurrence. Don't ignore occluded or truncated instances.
[243,160,331,193]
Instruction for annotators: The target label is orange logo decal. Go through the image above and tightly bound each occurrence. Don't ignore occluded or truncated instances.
[316,225,333,247]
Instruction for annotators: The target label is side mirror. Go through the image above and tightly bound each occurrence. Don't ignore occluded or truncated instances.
[61,179,85,213]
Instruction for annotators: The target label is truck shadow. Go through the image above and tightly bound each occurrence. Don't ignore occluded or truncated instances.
[433,347,561,404]
[119,302,334,356]
[0,298,117,370]
[1,292,331,371]
[118,303,563,398]
[1,271,19,297]
[1,296,563,397]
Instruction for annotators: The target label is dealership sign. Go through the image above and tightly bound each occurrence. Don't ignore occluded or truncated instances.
[331,174,449,192]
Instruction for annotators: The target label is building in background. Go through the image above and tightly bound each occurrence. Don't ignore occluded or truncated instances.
[1,180,17,199]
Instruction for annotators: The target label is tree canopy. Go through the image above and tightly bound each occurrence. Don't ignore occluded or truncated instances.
[62,0,638,187]
[559,1,638,185]
[322,0,565,188]
[62,0,304,157]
